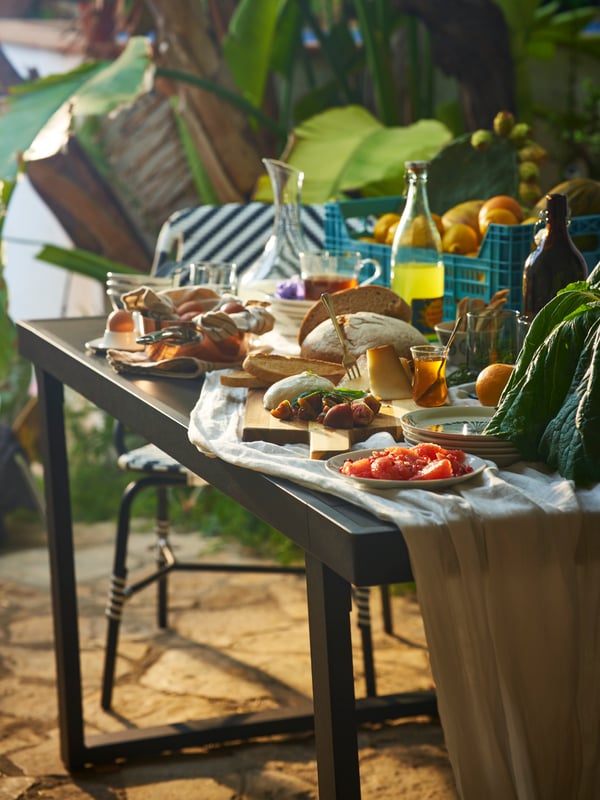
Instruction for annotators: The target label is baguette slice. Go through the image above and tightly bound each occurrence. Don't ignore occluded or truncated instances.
[242,352,346,385]
[297,285,410,344]
[220,369,269,388]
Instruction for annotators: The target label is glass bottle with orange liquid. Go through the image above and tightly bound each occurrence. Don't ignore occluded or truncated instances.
[391,161,445,339]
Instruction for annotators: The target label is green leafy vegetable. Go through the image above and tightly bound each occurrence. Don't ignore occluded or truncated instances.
[538,317,600,483]
[484,278,600,485]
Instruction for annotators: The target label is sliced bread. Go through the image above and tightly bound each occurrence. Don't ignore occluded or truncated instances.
[297,285,410,344]
[219,369,270,388]
[242,352,346,385]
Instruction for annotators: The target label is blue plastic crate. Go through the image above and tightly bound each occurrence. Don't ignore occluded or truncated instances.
[324,198,600,320]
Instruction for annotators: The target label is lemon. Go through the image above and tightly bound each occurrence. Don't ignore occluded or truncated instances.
[442,223,480,255]
[373,213,400,243]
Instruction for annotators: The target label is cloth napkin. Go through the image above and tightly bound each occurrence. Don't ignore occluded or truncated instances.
[188,369,600,800]
[106,291,275,378]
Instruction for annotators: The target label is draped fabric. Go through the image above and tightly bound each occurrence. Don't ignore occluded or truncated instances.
[188,367,600,800]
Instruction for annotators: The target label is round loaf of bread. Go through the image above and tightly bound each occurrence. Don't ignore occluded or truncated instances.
[297,285,410,344]
[300,311,427,362]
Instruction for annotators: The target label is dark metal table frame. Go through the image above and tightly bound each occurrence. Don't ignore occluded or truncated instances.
[17,317,436,799]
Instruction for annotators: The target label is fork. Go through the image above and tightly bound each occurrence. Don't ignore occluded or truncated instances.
[320,292,361,380]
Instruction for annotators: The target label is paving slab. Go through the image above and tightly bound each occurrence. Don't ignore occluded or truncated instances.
[0,520,458,799]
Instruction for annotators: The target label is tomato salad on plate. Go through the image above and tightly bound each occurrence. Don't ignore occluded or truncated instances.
[340,443,473,482]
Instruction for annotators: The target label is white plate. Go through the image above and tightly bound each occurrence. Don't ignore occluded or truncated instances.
[85,337,145,354]
[401,406,495,438]
[403,430,519,452]
[326,448,489,490]
[269,297,313,314]
[106,273,173,286]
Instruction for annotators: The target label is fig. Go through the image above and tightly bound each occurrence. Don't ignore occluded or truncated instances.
[351,400,375,427]
[296,391,324,416]
[360,394,382,415]
[322,403,354,429]
[296,400,320,421]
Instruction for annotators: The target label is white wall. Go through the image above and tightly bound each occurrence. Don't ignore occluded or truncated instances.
[2,41,105,323]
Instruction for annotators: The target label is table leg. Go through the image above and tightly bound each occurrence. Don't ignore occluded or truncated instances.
[305,553,362,800]
[36,368,87,769]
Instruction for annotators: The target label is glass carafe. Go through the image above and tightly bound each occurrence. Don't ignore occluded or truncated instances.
[239,158,308,298]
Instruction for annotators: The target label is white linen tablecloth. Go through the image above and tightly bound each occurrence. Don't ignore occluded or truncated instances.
[188,368,600,800]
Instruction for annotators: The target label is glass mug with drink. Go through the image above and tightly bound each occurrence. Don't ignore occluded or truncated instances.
[410,344,448,408]
[300,250,382,301]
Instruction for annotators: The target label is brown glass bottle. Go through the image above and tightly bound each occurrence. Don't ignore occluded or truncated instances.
[522,193,588,317]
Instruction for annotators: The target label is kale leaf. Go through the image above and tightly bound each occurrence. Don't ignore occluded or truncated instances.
[485,309,597,460]
[538,316,600,484]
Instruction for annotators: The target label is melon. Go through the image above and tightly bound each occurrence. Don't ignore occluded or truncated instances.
[533,178,600,217]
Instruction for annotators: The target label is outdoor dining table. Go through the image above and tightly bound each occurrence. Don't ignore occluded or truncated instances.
[17,316,436,798]
[17,315,600,800]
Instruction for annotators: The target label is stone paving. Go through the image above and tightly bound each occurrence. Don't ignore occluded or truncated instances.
[0,519,458,799]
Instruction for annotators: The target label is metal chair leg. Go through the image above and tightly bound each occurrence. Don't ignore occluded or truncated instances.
[102,476,177,710]
[156,485,170,629]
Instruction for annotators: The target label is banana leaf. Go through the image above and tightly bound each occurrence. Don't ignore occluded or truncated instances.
[223,0,280,112]
[35,245,136,282]
[263,105,452,202]
[0,38,151,183]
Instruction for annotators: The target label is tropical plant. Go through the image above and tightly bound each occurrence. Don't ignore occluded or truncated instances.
[0,0,598,427]
[0,176,33,427]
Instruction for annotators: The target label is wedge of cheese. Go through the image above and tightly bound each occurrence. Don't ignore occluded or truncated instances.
[367,344,413,399]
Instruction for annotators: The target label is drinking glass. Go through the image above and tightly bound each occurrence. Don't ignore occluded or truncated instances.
[188,261,238,294]
[300,250,381,300]
[466,308,519,375]
[410,344,448,407]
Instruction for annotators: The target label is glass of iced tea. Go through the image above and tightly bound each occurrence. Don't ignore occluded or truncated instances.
[300,250,382,301]
[410,344,448,407]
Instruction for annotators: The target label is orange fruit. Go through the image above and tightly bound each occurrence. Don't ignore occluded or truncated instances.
[475,363,515,407]
[479,207,519,238]
[478,195,525,226]
[441,222,480,255]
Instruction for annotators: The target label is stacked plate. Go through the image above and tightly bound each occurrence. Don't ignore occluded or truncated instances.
[400,407,522,467]
[106,273,174,311]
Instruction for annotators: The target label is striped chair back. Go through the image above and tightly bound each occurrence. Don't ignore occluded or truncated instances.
[151,202,326,280]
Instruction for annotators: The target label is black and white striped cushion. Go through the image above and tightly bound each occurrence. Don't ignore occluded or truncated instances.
[152,202,326,279]
[117,444,187,475]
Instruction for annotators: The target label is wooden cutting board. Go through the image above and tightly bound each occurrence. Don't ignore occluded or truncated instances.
[242,390,418,460]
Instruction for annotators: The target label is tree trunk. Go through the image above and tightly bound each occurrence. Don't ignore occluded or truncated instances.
[145,0,265,202]
[27,136,153,272]
[393,0,516,129]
